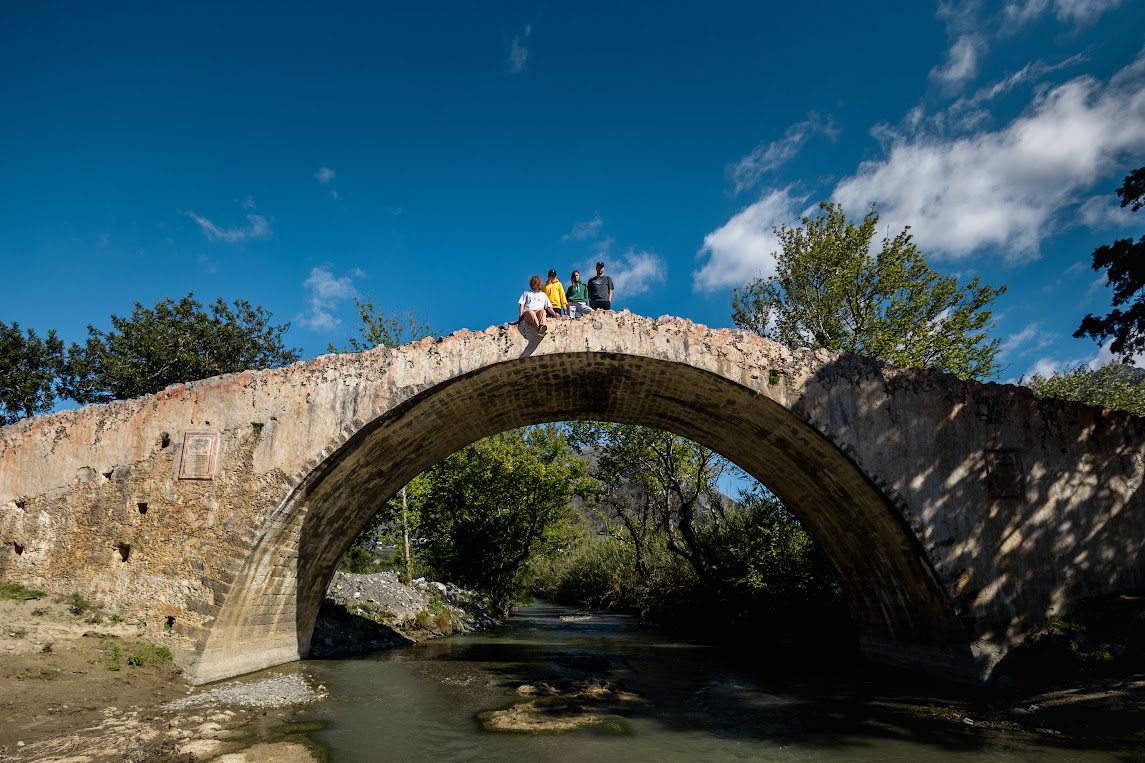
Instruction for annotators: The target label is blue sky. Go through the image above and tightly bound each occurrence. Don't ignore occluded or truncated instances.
[3,1,1144,386]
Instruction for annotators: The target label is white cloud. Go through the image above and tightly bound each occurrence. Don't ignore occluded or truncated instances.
[563,213,604,242]
[944,53,1088,128]
[1055,0,1121,24]
[183,210,273,244]
[931,0,1118,101]
[1089,338,1145,366]
[591,235,615,259]
[196,253,218,274]
[693,188,803,293]
[1086,271,1108,298]
[1024,356,1065,379]
[315,167,335,184]
[998,322,1054,357]
[295,266,359,331]
[1078,193,1139,228]
[508,24,531,74]
[931,35,985,90]
[730,114,838,194]
[1022,338,1143,380]
[599,249,666,299]
[832,47,1145,261]
[560,212,666,298]
[999,0,1120,33]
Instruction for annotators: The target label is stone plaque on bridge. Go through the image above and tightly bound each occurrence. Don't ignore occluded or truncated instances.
[178,431,219,480]
[985,448,1025,499]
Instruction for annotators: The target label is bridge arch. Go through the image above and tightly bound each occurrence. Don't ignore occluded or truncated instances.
[2,314,1142,685]
[198,350,964,683]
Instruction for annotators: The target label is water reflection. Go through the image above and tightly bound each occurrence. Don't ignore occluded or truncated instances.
[298,602,1125,762]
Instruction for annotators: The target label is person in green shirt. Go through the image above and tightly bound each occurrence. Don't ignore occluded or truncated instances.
[565,269,594,318]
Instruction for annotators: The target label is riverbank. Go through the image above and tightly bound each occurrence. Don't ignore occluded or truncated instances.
[0,573,501,761]
[1,582,1141,760]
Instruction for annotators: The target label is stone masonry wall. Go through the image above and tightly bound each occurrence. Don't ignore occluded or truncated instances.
[1,313,1142,683]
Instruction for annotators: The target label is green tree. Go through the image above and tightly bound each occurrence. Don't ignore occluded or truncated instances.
[340,472,432,581]
[0,322,65,425]
[1075,167,1145,360]
[691,485,842,625]
[1024,361,1145,417]
[417,426,590,611]
[328,297,432,354]
[568,423,731,589]
[731,202,1007,381]
[536,425,846,641]
[60,293,300,404]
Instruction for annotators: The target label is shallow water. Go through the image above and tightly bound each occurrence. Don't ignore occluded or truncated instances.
[297,602,1127,762]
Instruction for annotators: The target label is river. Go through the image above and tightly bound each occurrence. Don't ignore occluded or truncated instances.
[293,601,1127,762]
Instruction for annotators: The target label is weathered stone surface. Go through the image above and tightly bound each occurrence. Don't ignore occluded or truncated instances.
[1,313,1142,684]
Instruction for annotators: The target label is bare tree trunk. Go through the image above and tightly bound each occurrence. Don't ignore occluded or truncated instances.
[401,486,412,584]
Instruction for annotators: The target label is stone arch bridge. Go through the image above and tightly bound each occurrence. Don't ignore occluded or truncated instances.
[1,314,1142,685]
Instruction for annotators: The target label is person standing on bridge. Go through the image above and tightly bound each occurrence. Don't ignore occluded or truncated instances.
[587,260,613,311]
[519,274,554,337]
[544,269,568,317]
[565,269,593,318]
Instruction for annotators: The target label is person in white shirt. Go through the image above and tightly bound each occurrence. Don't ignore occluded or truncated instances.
[518,274,554,337]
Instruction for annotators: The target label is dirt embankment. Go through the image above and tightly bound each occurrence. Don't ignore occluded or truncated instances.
[0,593,327,762]
[310,571,500,657]
[0,573,500,761]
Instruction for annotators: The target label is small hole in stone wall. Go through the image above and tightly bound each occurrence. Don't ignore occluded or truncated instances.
[118,543,131,563]
[138,502,148,515]
[203,420,210,426]
[160,432,171,448]
[14,498,26,509]
[103,469,114,481]
[165,616,176,631]
[13,542,24,556]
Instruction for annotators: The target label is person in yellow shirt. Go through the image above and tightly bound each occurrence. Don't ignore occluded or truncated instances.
[544,269,568,317]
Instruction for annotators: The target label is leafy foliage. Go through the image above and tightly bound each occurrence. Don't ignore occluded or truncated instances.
[329,297,433,353]
[688,484,843,632]
[731,202,1006,381]
[60,293,300,404]
[417,426,590,611]
[531,533,699,618]
[1076,167,1145,360]
[0,322,65,425]
[1024,361,1145,417]
[551,423,847,647]
[567,422,730,588]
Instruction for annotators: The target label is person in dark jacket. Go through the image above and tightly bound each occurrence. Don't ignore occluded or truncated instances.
[587,261,614,311]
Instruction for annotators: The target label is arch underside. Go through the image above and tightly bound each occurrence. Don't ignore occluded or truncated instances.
[196,351,975,683]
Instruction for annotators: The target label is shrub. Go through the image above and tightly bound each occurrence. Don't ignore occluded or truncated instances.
[339,546,384,575]
[0,582,47,600]
[125,644,172,668]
